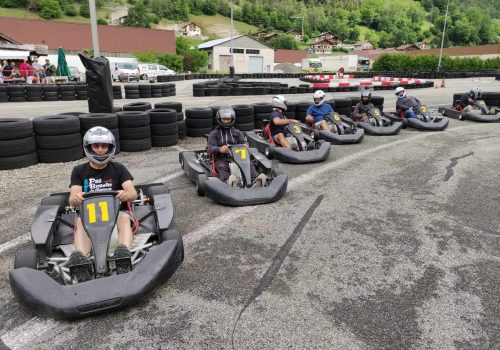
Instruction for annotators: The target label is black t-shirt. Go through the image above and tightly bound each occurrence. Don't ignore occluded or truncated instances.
[70,162,133,192]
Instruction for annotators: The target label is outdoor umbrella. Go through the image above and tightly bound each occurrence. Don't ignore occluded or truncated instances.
[56,47,72,79]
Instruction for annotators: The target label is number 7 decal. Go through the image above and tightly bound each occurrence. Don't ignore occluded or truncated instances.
[234,148,247,159]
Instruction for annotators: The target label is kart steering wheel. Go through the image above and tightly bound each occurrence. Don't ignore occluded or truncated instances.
[83,190,120,199]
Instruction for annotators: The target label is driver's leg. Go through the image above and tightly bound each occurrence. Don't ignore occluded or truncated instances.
[116,212,133,250]
[275,133,291,149]
[404,110,417,119]
[319,120,330,131]
[216,159,231,183]
[74,218,92,257]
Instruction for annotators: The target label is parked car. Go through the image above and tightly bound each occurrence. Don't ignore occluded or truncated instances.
[111,62,140,82]
[138,63,175,80]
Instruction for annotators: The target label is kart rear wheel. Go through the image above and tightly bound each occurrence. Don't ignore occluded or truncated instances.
[196,174,206,196]
[14,248,38,269]
[264,145,274,159]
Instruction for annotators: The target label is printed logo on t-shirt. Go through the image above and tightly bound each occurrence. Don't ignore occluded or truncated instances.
[87,178,113,192]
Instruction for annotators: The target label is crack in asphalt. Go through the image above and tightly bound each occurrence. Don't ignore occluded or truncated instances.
[444,151,474,182]
[230,194,325,350]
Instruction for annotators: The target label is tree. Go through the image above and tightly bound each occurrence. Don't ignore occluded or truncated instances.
[124,3,154,28]
[202,0,217,15]
[270,34,298,50]
[158,54,184,73]
[183,49,208,72]
[39,0,62,19]
[79,0,90,18]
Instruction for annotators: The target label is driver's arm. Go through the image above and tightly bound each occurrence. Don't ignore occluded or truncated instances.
[118,180,137,202]
[272,116,295,125]
[69,185,84,207]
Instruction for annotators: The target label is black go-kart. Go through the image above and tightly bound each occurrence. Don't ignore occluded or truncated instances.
[246,122,331,163]
[9,184,184,320]
[350,107,402,136]
[179,144,288,206]
[438,99,500,122]
[385,104,449,131]
[301,112,365,144]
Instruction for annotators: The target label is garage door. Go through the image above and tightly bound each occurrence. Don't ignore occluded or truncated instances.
[219,55,231,73]
[249,56,263,73]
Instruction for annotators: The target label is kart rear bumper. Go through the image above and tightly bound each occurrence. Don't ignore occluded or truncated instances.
[357,121,402,135]
[316,128,364,144]
[9,239,182,320]
[406,116,449,130]
[204,174,288,206]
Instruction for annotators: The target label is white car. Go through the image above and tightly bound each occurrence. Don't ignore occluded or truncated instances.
[112,62,140,82]
[138,63,175,80]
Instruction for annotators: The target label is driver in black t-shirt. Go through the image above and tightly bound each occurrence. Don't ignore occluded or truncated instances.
[68,126,137,282]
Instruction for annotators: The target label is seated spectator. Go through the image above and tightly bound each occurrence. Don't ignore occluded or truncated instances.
[19,59,28,79]
[31,57,45,83]
[2,60,14,77]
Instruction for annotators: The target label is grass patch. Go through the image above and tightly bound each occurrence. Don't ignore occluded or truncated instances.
[189,13,257,37]
[0,6,109,23]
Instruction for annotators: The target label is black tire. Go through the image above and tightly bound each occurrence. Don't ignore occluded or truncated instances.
[59,85,76,91]
[234,122,254,131]
[185,107,212,119]
[196,173,206,196]
[155,102,182,112]
[117,111,150,127]
[35,132,82,149]
[26,85,43,92]
[186,127,212,137]
[0,136,36,157]
[177,112,184,121]
[333,98,351,108]
[160,228,184,262]
[186,118,212,128]
[26,92,43,98]
[177,120,186,139]
[252,103,273,113]
[119,138,152,152]
[42,84,58,92]
[119,125,151,140]
[60,95,76,101]
[33,115,81,136]
[27,96,44,102]
[7,85,25,93]
[152,133,178,146]
[0,151,38,170]
[37,146,83,163]
[371,96,385,105]
[124,85,139,91]
[79,113,118,130]
[235,114,254,124]
[151,123,178,135]
[43,96,60,101]
[122,102,152,111]
[14,248,38,269]
[125,94,140,99]
[9,96,27,102]
[149,109,178,124]
[0,118,33,141]
[232,104,254,116]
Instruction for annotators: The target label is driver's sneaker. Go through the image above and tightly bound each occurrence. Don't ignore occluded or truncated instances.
[228,175,239,188]
[113,244,132,274]
[253,173,268,187]
[68,250,93,283]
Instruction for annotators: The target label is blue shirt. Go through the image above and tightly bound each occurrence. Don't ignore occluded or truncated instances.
[306,104,334,123]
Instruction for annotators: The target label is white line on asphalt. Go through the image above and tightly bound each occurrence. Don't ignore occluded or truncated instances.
[0,123,491,347]
[0,234,30,255]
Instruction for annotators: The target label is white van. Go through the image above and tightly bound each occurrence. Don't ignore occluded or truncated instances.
[111,62,140,82]
[138,64,175,80]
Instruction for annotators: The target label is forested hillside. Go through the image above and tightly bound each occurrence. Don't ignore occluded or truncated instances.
[1,0,499,48]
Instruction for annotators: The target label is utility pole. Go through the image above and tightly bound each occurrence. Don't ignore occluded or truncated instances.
[229,0,234,76]
[437,0,450,73]
[89,0,100,57]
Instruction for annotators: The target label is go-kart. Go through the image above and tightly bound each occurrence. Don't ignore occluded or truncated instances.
[385,104,449,131]
[350,107,402,136]
[9,184,184,320]
[301,112,365,144]
[246,122,331,164]
[179,144,287,206]
[438,99,500,122]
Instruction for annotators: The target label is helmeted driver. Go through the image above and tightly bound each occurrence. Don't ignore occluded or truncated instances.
[207,106,266,187]
[269,95,299,149]
[458,87,482,112]
[68,126,137,282]
[306,90,334,131]
[395,87,421,119]
[352,90,375,123]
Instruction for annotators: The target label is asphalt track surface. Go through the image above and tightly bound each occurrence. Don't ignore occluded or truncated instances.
[0,77,499,350]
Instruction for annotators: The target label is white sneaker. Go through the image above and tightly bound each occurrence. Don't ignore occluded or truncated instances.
[228,175,239,188]
[253,173,267,187]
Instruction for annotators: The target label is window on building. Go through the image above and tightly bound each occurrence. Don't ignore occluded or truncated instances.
[230,48,244,53]
[246,49,260,54]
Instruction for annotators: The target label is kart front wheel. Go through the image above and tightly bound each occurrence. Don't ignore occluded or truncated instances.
[264,145,274,159]
[14,248,38,269]
[161,228,184,262]
[196,174,206,196]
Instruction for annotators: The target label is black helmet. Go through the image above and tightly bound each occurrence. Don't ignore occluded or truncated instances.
[361,90,371,104]
[216,106,236,129]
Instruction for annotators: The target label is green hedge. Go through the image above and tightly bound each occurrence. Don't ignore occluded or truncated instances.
[373,54,500,72]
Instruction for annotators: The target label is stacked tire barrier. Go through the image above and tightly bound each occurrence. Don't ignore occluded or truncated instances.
[33,115,83,163]
[124,85,140,99]
[148,109,178,146]
[59,85,76,101]
[42,85,59,101]
[185,107,212,137]
[0,83,92,103]
[252,103,273,129]
[117,111,152,152]
[0,118,38,170]
[26,85,43,102]
[232,105,255,131]
[154,102,185,140]
[0,85,8,102]
[75,83,87,100]
[151,84,162,98]
[191,81,314,97]
[113,85,122,99]
[7,85,26,102]
[139,84,152,98]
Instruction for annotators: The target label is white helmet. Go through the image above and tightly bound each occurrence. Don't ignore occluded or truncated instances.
[83,126,116,165]
[394,87,406,99]
[272,95,288,111]
[313,90,326,106]
[469,87,481,99]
